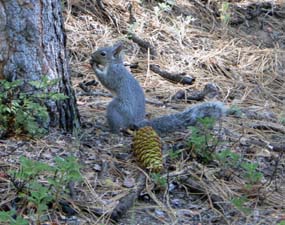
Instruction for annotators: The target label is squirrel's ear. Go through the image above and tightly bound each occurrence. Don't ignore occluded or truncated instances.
[112,42,124,58]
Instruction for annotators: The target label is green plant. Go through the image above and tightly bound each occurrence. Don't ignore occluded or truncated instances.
[215,149,240,169]
[279,114,285,125]
[151,173,167,188]
[158,2,171,11]
[241,162,263,186]
[231,196,251,215]
[153,1,175,17]
[168,148,180,161]
[0,210,29,225]
[0,76,68,138]
[188,117,219,163]
[20,155,52,175]
[49,156,82,203]
[277,221,285,225]
[25,182,54,222]
[5,156,82,224]
[219,2,231,26]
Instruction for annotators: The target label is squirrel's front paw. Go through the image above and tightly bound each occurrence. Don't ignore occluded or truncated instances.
[119,124,140,136]
[128,123,140,131]
[119,128,134,136]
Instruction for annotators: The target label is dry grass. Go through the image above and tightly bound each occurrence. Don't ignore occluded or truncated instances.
[62,0,285,224]
[1,0,285,224]
[66,0,285,224]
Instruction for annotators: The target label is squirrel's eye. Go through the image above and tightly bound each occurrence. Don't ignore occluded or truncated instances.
[100,51,106,57]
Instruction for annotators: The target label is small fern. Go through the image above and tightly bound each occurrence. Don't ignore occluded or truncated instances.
[0,77,68,138]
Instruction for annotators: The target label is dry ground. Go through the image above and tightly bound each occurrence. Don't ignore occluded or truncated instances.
[1,0,285,224]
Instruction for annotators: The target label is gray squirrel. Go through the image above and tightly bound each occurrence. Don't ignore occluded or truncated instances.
[90,43,226,134]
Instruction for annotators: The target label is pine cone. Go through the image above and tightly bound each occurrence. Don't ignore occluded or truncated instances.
[132,126,163,173]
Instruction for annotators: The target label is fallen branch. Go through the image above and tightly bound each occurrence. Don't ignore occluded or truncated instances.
[150,64,195,85]
[171,83,219,101]
[248,120,285,134]
[224,127,285,153]
[245,138,285,153]
[125,32,157,59]
[111,173,146,221]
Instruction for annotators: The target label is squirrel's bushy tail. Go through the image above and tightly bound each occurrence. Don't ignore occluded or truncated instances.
[138,102,226,134]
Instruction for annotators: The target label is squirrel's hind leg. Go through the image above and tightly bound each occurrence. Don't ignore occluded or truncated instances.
[106,99,129,133]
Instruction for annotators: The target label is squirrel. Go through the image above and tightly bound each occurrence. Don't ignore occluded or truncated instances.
[90,43,226,134]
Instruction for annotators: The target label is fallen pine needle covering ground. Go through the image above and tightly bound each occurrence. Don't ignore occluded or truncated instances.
[1,0,285,224]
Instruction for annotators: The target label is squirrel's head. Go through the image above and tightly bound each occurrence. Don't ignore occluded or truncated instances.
[90,43,124,73]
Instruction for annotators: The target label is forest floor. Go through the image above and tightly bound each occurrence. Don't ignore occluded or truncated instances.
[1,0,285,224]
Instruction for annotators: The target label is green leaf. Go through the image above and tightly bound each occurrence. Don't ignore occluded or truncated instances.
[0,210,14,221]
[49,93,69,101]
[241,162,263,184]
[215,149,240,168]
[231,196,252,215]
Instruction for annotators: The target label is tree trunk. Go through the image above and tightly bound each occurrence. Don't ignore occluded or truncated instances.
[0,0,80,131]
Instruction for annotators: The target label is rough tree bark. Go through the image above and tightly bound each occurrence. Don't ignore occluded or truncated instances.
[0,0,80,131]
